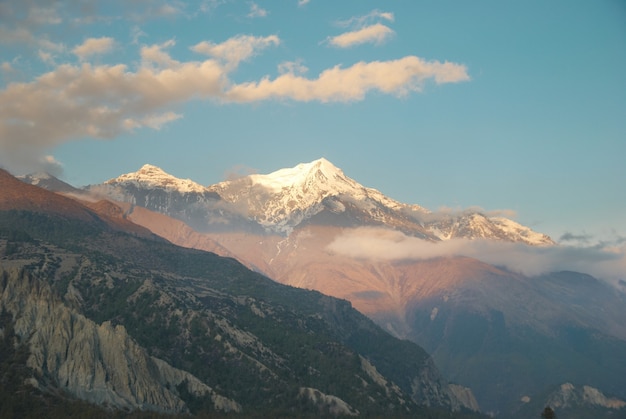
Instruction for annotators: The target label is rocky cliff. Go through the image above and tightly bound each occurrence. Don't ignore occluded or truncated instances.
[0,264,240,414]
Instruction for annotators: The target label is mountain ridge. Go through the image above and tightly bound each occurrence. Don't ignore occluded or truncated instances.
[91,158,553,245]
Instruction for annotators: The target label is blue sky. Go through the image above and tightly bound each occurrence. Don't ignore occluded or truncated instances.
[1,0,625,246]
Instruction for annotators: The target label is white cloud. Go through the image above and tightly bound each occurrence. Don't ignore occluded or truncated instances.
[226,56,469,102]
[141,39,178,68]
[40,155,64,177]
[326,227,626,283]
[0,35,468,174]
[337,10,394,28]
[278,59,308,75]
[298,0,310,6]
[124,111,182,130]
[328,23,394,48]
[73,37,116,60]
[247,2,268,18]
[0,60,226,161]
[191,35,280,68]
[39,39,66,53]
[155,3,182,17]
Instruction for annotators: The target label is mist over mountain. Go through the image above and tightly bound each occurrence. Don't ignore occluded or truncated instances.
[19,159,626,417]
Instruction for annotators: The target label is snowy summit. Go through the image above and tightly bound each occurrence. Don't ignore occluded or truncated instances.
[106,164,208,194]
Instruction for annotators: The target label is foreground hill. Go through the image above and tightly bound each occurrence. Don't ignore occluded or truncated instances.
[1,169,481,417]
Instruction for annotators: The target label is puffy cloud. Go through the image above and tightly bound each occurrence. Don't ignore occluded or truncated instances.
[0,59,226,156]
[123,111,182,131]
[141,39,178,68]
[0,34,468,173]
[40,155,64,178]
[73,37,116,60]
[327,227,626,283]
[298,0,310,6]
[328,23,394,48]
[329,10,395,48]
[226,56,469,102]
[278,59,308,75]
[191,35,280,68]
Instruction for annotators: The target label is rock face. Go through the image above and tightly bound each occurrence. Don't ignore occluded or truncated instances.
[299,387,359,416]
[0,265,239,414]
[449,384,480,413]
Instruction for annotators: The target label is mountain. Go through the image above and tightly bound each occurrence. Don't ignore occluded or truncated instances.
[209,158,553,244]
[207,158,433,237]
[20,159,625,417]
[87,164,260,233]
[88,159,553,244]
[208,158,553,245]
[1,168,482,417]
[17,172,81,194]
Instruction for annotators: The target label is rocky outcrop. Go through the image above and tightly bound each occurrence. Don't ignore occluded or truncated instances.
[449,384,480,412]
[0,265,240,414]
[299,387,359,416]
[410,356,477,412]
[547,382,626,410]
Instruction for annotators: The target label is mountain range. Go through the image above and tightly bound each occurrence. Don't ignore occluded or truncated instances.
[1,167,485,417]
[16,158,626,418]
[88,159,553,245]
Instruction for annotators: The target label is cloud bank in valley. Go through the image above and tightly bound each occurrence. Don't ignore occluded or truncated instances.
[326,227,626,284]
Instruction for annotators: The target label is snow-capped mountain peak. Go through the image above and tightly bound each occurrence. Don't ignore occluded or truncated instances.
[79,158,553,243]
[106,164,207,193]
[248,157,357,195]
[207,158,429,234]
